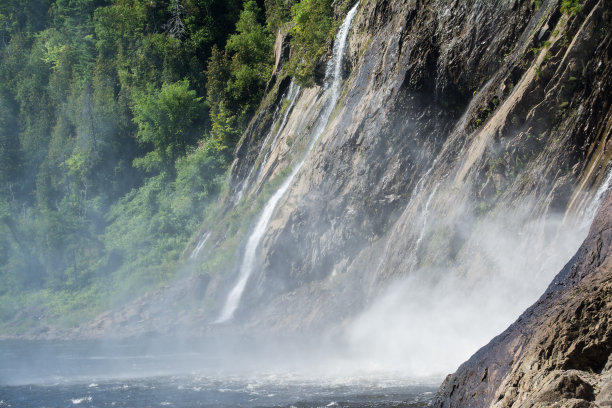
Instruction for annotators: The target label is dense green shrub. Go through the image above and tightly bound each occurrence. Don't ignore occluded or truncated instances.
[132,79,204,174]
[0,0,273,328]
[560,0,582,15]
[287,0,333,86]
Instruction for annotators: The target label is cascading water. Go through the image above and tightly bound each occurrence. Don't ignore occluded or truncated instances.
[234,166,255,206]
[234,83,302,205]
[234,83,301,205]
[407,182,440,271]
[255,83,301,180]
[581,166,612,226]
[216,2,360,323]
[562,163,612,229]
[234,107,282,205]
[190,232,210,259]
[367,172,439,297]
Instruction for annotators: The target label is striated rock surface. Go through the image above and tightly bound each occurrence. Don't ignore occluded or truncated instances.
[433,191,612,407]
[218,0,612,337]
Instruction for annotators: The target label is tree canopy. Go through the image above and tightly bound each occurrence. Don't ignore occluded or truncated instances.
[0,0,351,331]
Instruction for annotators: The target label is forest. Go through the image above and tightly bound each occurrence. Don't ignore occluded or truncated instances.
[0,0,336,330]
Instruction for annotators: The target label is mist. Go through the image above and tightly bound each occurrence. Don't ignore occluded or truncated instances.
[343,204,593,377]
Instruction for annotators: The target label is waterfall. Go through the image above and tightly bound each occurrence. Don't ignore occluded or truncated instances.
[407,182,440,272]
[582,165,612,225]
[367,172,439,297]
[190,232,210,260]
[216,2,360,323]
[234,83,301,205]
[562,162,612,228]
[255,83,301,182]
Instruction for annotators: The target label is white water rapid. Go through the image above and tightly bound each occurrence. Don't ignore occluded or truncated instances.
[216,2,360,323]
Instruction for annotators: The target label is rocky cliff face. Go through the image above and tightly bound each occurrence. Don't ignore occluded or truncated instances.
[433,191,612,407]
[210,0,611,338]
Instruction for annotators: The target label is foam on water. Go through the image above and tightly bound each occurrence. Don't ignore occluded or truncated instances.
[1,372,436,408]
[71,396,92,404]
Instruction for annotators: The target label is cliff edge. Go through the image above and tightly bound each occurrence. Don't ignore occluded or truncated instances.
[434,191,612,407]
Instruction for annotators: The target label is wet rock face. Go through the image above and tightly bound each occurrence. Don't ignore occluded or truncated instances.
[225,0,612,333]
[433,192,612,407]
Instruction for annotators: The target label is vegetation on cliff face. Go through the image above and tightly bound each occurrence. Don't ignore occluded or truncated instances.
[0,0,341,332]
[286,0,333,86]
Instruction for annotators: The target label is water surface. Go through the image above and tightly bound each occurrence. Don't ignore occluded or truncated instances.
[0,340,438,407]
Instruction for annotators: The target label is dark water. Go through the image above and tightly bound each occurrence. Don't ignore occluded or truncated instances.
[0,340,438,407]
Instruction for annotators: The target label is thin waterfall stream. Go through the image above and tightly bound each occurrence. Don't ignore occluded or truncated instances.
[235,83,302,205]
[216,2,360,323]
[190,232,210,259]
[254,83,301,184]
[234,83,301,205]
[582,165,612,225]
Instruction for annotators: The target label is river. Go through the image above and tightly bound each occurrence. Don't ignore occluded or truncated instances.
[0,339,439,407]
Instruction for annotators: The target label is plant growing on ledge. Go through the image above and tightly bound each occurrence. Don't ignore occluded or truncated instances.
[561,0,582,15]
[287,0,334,86]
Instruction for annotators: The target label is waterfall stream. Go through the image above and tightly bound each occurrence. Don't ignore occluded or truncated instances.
[582,165,612,226]
[234,83,301,205]
[407,182,440,272]
[216,2,360,323]
[254,83,301,184]
[190,232,210,259]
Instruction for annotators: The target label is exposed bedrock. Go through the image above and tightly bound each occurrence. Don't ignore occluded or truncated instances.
[433,191,612,407]
[221,0,612,336]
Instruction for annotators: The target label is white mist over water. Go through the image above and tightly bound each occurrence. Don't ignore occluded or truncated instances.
[0,337,438,406]
[345,195,602,376]
[216,2,360,323]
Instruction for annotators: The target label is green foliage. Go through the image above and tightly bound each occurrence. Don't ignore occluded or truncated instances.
[132,79,204,173]
[104,174,185,289]
[205,0,273,152]
[226,1,273,111]
[488,157,504,174]
[0,0,276,332]
[174,138,228,211]
[264,0,295,32]
[287,0,333,86]
[561,0,582,15]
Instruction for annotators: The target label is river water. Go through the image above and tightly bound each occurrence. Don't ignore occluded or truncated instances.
[0,340,439,407]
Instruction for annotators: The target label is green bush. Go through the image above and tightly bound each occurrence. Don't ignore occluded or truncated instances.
[561,0,582,15]
[132,79,204,174]
[287,0,334,86]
